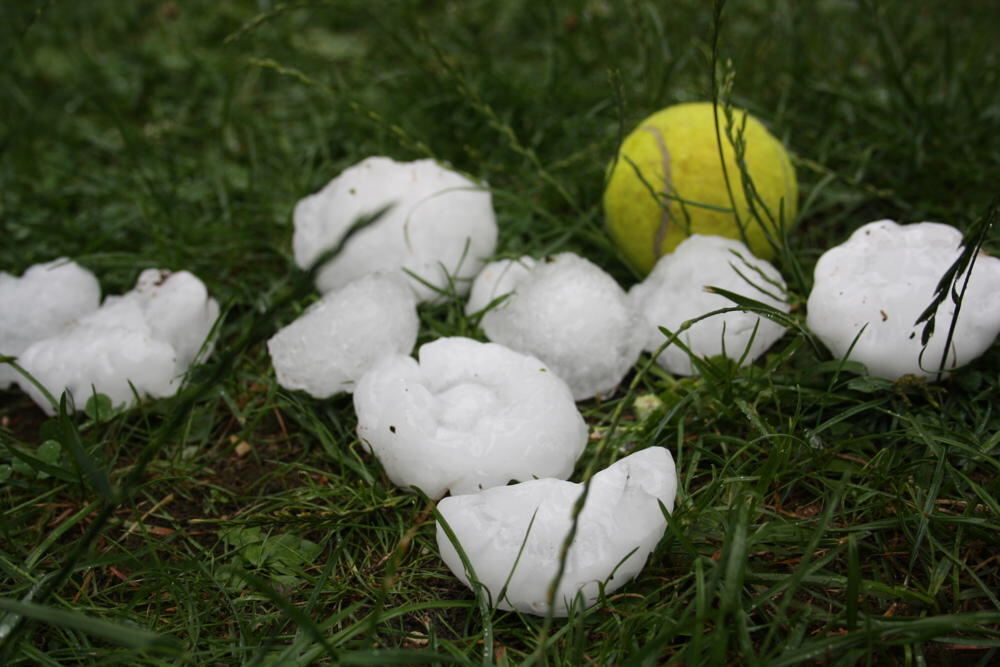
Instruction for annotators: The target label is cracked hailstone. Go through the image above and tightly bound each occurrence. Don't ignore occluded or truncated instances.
[268,273,419,398]
[806,220,1000,380]
[628,234,790,375]
[477,252,645,401]
[436,446,677,617]
[353,336,588,499]
[18,269,219,414]
[293,156,498,303]
[0,258,100,389]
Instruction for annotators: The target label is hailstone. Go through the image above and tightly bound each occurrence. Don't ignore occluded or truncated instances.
[18,269,219,414]
[436,446,677,616]
[268,273,419,398]
[293,156,498,303]
[0,258,100,389]
[354,336,588,499]
[628,234,789,375]
[478,253,645,400]
[806,220,1000,380]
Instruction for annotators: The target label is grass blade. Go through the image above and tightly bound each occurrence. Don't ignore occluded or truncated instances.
[0,598,181,654]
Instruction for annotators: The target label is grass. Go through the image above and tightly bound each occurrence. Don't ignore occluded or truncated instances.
[1,0,999,663]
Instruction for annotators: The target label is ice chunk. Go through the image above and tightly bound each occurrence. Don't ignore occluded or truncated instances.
[104,269,219,368]
[18,315,179,413]
[465,257,537,316]
[436,447,677,616]
[479,252,645,400]
[628,235,790,375]
[0,258,100,389]
[268,273,419,398]
[293,156,498,303]
[18,269,219,414]
[354,337,588,499]
[806,220,1000,380]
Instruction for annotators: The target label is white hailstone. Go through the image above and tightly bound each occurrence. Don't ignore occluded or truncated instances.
[436,446,677,617]
[18,311,179,414]
[0,257,101,389]
[464,257,537,316]
[806,219,1000,380]
[628,235,790,375]
[0,258,101,389]
[478,252,645,401]
[353,336,588,499]
[106,269,219,368]
[293,156,498,303]
[268,273,419,398]
[18,269,219,414]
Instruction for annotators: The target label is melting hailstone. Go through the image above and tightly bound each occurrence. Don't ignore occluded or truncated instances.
[628,234,790,375]
[806,220,1000,380]
[476,252,645,401]
[293,156,498,303]
[353,336,588,499]
[0,258,100,389]
[18,269,219,414]
[436,446,677,616]
[268,273,419,398]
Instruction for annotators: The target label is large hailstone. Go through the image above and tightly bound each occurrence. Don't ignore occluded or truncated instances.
[806,220,1000,380]
[18,269,219,414]
[354,337,588,499]
[477,253,645,401]
[628,234,790,375]
[464,257,537,316]
[268,273,419,398]
[0,258,101,389]
[436,446,677,617]
[293,156,498,303]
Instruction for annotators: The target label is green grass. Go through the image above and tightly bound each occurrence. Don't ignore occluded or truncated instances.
[2,0,999,664]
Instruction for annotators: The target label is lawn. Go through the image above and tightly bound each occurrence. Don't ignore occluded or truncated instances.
[1,0,999,664]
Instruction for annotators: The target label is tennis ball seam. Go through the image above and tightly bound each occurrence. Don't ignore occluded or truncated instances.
[641,125,672,259]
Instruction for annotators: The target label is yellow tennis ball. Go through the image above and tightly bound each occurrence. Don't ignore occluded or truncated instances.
[603,101,798,274]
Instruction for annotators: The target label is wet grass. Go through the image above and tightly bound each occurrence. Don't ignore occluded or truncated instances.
[1,0,999,664]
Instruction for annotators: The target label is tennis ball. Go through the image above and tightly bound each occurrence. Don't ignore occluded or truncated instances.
[603,101,798,274]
